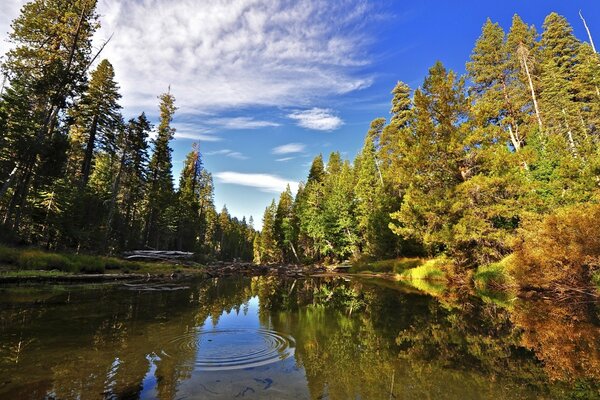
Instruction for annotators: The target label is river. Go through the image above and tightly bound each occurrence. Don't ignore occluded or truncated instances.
[1,276,599,399]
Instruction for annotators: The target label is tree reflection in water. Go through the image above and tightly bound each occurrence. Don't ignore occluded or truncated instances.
[0,277,598,399]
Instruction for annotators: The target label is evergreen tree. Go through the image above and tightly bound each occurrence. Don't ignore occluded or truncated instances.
[144,91,177,249]
[0,0,99,234]
[72,59,122,187]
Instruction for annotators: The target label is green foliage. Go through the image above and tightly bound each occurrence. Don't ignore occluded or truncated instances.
[350,258,423,274]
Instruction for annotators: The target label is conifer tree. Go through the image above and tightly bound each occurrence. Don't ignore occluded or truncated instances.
[73,59,122,187]
[144,91,177,249]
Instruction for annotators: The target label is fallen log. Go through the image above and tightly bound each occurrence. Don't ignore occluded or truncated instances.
[123,250,194,262]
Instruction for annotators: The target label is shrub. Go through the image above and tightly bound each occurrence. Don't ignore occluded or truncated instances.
[0,245,20,265]
[513,203,600,288]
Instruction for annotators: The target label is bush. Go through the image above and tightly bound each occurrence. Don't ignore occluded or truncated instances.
[0,245,20,265]
[513,203,600,288]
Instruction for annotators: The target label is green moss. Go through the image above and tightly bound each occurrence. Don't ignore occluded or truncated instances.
[350,257,424,274]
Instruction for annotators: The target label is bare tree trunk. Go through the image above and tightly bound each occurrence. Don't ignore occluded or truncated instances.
[562,109,578,157]
[374,158,384,186]
[507,125,521,151]
[580,10,597,53]
[289,242,300,263]
[518,44,543,130]
[0,165,19,200]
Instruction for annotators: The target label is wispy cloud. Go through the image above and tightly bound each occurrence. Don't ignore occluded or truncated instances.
[276,157,296,162]
[206,117,280,130]
[206,149,248,160]
[215,172,298,193]
[288,108,344,131]
[172,122,222,142]
[91,0,374,114]
[272,143,306,155]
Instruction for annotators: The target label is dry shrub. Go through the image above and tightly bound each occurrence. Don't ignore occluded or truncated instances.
[513,203,600,288]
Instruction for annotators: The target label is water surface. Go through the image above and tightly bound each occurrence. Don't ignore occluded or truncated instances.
[1,276,599,399]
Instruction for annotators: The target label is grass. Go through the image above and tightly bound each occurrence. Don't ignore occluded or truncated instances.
[0,244,200,276]
[350,257,424,274]
[473,256,518,308]
[396,257,450,296]
[473,256,517,291]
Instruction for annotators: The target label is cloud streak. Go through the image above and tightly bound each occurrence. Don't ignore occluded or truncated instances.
[206,149,248,160]
[215,172,298,193]
[288,108,344,131]
[272,143,306,155]
[206,117,280,130]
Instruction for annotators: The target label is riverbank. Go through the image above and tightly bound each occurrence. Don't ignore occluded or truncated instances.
[0,245,328,283]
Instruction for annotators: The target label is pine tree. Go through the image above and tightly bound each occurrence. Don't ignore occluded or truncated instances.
[176,144,203,251]
[274,185,298,263]
[72,59,122,187]
[144,91,177,249]
[0,0,100,232]
[256,200,279,263]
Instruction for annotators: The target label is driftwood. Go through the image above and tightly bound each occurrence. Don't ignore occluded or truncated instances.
[123,250,194,262]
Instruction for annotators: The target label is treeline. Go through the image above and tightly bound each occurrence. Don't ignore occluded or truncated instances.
[0,0,255,261]
[255,13,600,271]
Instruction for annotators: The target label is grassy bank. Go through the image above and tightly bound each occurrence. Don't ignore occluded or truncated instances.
[0,245,203,277]
[349,257,424,274]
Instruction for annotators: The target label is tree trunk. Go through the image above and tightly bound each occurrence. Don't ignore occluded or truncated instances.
[580,10,597,53]
[81,114,99,187]
[518,44,543,130]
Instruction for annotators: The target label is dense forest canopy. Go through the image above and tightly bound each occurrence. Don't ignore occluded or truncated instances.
[0,0,255,261]
[254,12,600,276]
[0,1,599,277]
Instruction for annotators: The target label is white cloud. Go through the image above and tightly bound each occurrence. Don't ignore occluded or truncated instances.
[272,143,306,155]
[288,108,344,131]
[215,172,298,193]
[275,157,295,162]
[93,0,373,114]
[172,122,222,142]
[206,149,248,160]
[206,117,280,130]
[0,1,26,58]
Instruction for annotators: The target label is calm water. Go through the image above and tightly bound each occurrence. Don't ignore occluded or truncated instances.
[1,276,599,399]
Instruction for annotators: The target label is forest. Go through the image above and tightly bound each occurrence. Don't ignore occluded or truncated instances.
[0,0,255,263]
[253,12,600,290]
[0,1,599,291]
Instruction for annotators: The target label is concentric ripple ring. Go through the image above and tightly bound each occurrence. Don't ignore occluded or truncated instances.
[164,328,295,371]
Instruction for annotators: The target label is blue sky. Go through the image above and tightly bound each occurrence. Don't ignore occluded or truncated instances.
[1,0,599,228]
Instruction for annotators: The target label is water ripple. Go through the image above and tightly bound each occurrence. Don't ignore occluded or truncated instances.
[163,328,295,371]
